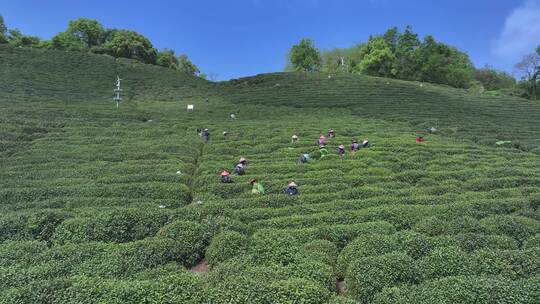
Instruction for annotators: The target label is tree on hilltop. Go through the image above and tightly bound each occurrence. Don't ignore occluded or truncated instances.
[67,18,105,48]
[0,14,7,43]
[474,66,516,91]
[157,49,179,69]
[288,38,322,72]
[102,30,158,64]
[178,54,200,76]
[515,46,540,100]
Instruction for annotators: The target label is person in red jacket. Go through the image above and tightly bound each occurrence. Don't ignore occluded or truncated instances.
[416,136,425,143]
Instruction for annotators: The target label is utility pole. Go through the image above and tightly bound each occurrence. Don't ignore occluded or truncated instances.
[113,75,123,108]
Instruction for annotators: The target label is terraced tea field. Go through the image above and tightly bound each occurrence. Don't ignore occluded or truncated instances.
[1,46,539,303]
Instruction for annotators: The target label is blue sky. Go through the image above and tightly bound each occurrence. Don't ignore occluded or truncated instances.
[1,0,539,80]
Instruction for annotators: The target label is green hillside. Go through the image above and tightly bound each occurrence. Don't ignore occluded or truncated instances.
[1,46,539,303]
[218,73,540,152]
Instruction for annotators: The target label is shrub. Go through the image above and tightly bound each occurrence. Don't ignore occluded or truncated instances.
[287,258,335,290]
[52,217,95,243]
[336,234,399,278]
[416,246,470,281]
[523,234,540,248]
[301,239,338,266]
[201,215,248,236]
[25,210,72,242]
[75,237,180,278]
[0,278,71,304]
[133,262,185,280]
[154,272,212,303]
[249,230,301,265]
[268,278,331,304]
[413,215,483,236]
[53,208,169,243]
[206,231,248,267]
[156,220,210,267]
[346,252,416,303]
[0,213,29,241]
[57,272,210,304]
[453,233,518,252]
[0,240,47,267]
[480,215,540,245]
[373,276,540,304]
[327,296,361,304]
[395,230,433,259]
[208,258,286,304]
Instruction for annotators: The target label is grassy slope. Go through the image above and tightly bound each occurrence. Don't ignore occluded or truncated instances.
[0,46,539,303]
[217,72,540,152]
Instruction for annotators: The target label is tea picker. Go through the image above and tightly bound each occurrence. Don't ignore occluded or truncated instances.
[318,135,326,146]
[337,144,346,156]
[234,163,245,175]
[328,129,336,138]
[238,157,248,166]
[220,170,232,183]
[250,179,265,194]
[319,144,329,159]
[285,182,299,196]
[201,128,210,141]
[298,153,310,164]
[351,139,359,152]
[292,135,299,143]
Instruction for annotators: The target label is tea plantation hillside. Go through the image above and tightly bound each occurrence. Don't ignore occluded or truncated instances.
[0,45,210,103]
[1,46,540,303]
[218,73,540,153]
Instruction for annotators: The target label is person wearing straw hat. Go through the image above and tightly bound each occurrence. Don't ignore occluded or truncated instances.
[351,139,360,152]
[292,134,299,143]
[238,157,248,166]
[328,129,336,138]
[285,182,299,196]
[337,144,346,156]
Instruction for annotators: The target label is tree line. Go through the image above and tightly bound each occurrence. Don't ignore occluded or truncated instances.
[287,26,540,100]
[0,15,204,78]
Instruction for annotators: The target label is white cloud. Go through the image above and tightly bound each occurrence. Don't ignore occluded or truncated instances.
[494,0,540,62]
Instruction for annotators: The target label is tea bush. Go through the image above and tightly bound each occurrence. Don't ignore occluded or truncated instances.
[301,239,338,266]
[416,246,470,281]
[346,252,416,303]
[206,231,248,267]
[53,208,169,243]
[156,220,210,267]
[373,276,540,304]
